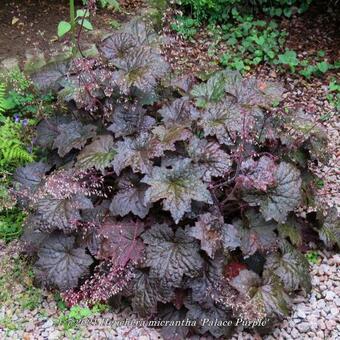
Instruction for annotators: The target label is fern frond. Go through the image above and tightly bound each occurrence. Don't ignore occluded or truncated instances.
[0,82,5,113]
[0,118,34,169]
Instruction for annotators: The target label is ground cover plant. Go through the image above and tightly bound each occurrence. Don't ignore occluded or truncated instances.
[169,0,339,75]
[174,0,314,23]
[11,18,339,339]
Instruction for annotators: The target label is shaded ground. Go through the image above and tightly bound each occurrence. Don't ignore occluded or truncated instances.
[0,0,143,65]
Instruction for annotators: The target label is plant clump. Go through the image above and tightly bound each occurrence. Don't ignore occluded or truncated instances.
[15,19,338,339]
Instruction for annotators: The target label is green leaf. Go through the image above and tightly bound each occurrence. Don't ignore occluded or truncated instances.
[191,72,226,108]
[76,9,89,18]
[141,224,204,286]
[142,159,213,223]
[283,8,292,17]
[79,19,93,31]
[317,61,329,73]
[278,50,299,67]
[57,21,71,37]
[244,162,302,223]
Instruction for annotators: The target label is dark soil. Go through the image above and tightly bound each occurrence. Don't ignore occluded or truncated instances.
[0,0,134,63]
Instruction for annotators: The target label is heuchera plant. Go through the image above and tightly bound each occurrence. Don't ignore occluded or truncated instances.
[14,19,339,339]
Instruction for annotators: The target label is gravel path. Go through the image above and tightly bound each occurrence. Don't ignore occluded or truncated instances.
[0,241,339,339]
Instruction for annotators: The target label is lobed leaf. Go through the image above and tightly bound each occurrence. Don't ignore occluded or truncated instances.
[129,270,174,317]
[142,224,204,286]
[189,212,240,258]
[234,210,278,256]
[142,159,213,223]
[110,171,151,218]
[317,207,340,249]
[35,233,93,291]
[187,137,232,182]
[264,241,311,293]
[112,132,163,175]
[158,97,199,128]
[243,162,302,223]
[36,194,93,232]
[13,162,50,193]
[76,135,116,171]
[108,103,155,138]
[53,121,97,157]
[198,100,243,145]
[237,156,277,191]
[97,217,145,266]
[230,269,291,318]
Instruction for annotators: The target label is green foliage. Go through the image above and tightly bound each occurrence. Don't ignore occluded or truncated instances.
[83,0,121,10]
[276,50,338,77]
[0,83,5,114]
[3,69,54,117]
[109,19,121,30]
[0,208,26,242]
[277,49,299,72]
[175,0,313,23]
[58,303,109,330]
[218,17,287,72]
[326,79,340,110]
[305,250,320,264]
[171,16,200,40]
[58,7,93,38]
[0,118,34,171]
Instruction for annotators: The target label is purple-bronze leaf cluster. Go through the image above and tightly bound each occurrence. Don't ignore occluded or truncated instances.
[17,19,336,339]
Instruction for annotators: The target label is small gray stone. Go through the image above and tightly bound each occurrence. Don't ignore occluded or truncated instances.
[318,320,326,330]
[291,328,300,338]
[330,307,338,316]
[297,322,310,333]
[25,321,35,332]
[49,330,61,340]
[317,300,326,309]
[325,291,336,301]
[316,330,324,338]
[296,309,306,319]
[42,319,53,329]
[334,298,340,307]
[325,320,336,331]
[1,57,19,72]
